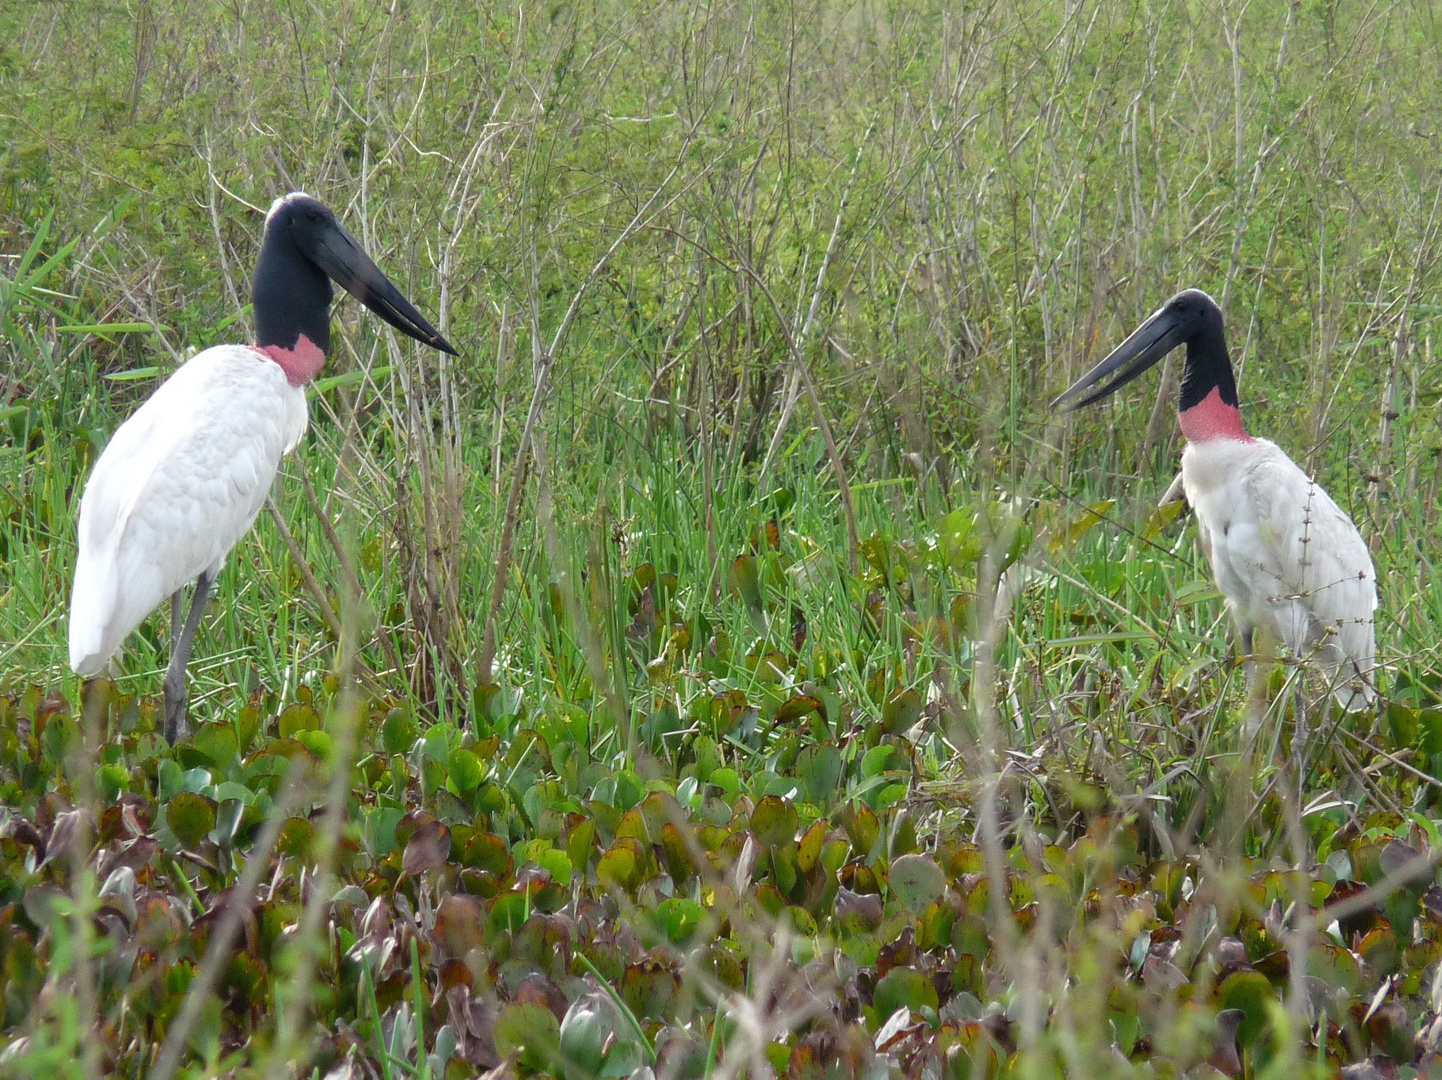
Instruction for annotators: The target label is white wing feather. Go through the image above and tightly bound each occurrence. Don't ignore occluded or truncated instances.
[69,346,308,675]
[1183,438,1377,710]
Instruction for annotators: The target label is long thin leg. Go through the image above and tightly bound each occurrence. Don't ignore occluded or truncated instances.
[1239,624,1266,736]
[1240,625,1255,689]
[1291,679,1309,804]
[171,590,183,645]
[163,571,213,744]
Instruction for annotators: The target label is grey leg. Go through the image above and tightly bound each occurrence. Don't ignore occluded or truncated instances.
[163,571,213,744]
[1239,625,1269,737]
[1292,681,1309,802]
[1240,625,1255,689]
[171,590,183,644]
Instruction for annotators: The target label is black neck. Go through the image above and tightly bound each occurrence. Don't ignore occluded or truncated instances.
[1178,324,1239,411]
[252,231,333,352]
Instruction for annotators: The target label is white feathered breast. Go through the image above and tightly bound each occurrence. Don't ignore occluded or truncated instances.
[1181,437,1377,710]
[69,346,309,675]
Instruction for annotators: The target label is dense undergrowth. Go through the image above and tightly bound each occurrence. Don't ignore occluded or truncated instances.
[5,0,1442,1077]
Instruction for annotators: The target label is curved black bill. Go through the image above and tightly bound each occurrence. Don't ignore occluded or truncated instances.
[1051,307,1186,411]
[310,220,458,356]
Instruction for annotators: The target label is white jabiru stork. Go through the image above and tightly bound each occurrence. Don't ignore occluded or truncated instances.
[69,192,456,742]
[1053,288,1377,714]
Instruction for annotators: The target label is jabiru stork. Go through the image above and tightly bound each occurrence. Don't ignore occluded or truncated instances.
[1053,288,1377,714]
[69,192,456,742]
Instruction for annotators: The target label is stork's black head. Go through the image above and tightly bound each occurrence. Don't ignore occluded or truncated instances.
[252,192,457,357]
[1052,288,1235,412]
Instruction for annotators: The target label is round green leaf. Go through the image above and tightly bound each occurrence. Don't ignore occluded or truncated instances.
[166,791,217,849]
[873,966,939,1022]
[795,744,842,805]
[494,1001,562,1073]
[889,853,946,912]
[448,746,484,794]
[752,795,798,849]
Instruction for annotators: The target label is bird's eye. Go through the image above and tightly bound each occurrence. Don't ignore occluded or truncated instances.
[308,210,323,222]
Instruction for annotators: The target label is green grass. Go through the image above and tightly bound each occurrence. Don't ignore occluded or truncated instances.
[4,0,1442,1077]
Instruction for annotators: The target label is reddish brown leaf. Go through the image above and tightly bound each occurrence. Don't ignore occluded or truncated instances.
[401,820,452,877]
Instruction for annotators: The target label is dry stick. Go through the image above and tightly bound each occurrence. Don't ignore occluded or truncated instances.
[477,143,712,681]
[1279,758,1314,1045]
[493,300,511,497]
[203,140,251,343]
[150,768,304,1080]
[1337,726,1442,796]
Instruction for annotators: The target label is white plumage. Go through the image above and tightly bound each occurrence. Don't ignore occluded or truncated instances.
[69,346,307,675]
[67,192,454,744]
[1181,437,1377,711]
[1055,288,1378,714]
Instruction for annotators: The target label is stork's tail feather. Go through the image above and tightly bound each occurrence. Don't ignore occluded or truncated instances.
[68,549,120,676]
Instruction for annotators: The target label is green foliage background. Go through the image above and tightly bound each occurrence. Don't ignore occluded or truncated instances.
[3,0,1442,1077]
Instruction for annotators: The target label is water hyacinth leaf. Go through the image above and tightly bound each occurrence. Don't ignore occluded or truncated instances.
[880,690,922,736]
[888,854,945,911]
[566,819,596,873]
[651,897,706,945]
[751,796,798,849]
[190,722,238,771]
[433,894,486,960]
[660,822,697,881]
[166,791,217,850]
[537,846,573,888]
[774,695,822,725]
[490,891,531,937]
[381,710,416,754]
[728,555,763,614]
[277,702,320,738]
[402,820,452,876]
[872,967,939,1022]
[598,838,643,892]
[295,729,331,759]
[797,820,828,874]
[448,746,485,794]
[844,803,880,856]
[1216,970,1276,1046]
[936,509,982,568]
[795,744,842,805]
[1358,926,1400,976]
[622,960,680,1023]
[95,762,129,802]
[365,806,404,857]
[1059,500,1117,550]
[559,995,614,1080]
[278,817,314,858]
[494,1001,562,1073]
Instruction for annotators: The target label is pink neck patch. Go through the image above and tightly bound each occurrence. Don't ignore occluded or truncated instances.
[1178,385,1251,442]
[257,334,326,386]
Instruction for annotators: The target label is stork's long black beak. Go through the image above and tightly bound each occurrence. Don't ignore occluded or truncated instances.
[1052,306,1187,410]
[309,219,458,356]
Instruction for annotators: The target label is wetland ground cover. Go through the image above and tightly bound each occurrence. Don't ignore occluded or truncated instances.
[4,1,1442,1076]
